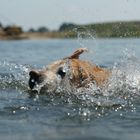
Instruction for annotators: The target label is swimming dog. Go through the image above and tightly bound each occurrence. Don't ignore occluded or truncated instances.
[29,48,110,93]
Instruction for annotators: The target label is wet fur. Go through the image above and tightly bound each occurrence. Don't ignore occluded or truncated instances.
[29,48,111,92]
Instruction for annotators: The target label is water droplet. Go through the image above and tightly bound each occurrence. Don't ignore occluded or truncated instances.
[83,112,87,116]
[120,113,123,116]
[13,111,16,114]
[31,79,35,83]
[67,113,70,116]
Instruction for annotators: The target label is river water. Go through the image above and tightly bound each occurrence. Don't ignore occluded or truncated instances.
[0,38,140,140]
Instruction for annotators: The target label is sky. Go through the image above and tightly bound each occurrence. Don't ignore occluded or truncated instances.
[0,0,140,30]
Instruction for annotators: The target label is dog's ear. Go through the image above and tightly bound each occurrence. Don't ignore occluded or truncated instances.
[64,48,88,59]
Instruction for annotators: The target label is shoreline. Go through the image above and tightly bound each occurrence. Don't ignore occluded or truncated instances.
[1,21,140,40]
[0,31,140,41]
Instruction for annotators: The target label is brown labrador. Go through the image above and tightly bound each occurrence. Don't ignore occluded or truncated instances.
[29,48,110,93]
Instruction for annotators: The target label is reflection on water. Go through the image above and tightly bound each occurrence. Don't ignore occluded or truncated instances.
[0,39,140,140]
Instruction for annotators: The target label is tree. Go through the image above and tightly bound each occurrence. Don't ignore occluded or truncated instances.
[4,25,23,36]
[28,28,36,32]
[59,23,77,32]
[37,26,49,33]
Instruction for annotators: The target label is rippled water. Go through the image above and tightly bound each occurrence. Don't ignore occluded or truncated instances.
[0,38,140,140]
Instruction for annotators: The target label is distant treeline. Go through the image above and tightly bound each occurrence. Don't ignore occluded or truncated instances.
[28,26,49,33]
[1,21,140,39]
[0,23,22,36]
[28,21,140,38]
[58,21,140,38]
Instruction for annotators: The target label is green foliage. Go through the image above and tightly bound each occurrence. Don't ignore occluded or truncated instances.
[28,28,36,32]
[37,26,49,33]
[59,23,77,32]
[4,26,23,36]
[28,26,49,33]
[59,21,140,38]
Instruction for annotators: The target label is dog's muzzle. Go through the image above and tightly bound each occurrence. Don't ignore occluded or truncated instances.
[29,70,40,90]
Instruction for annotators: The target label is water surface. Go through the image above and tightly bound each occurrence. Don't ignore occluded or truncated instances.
[0,38,140,140]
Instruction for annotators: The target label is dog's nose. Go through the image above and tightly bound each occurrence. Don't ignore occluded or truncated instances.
[29,70,39,90]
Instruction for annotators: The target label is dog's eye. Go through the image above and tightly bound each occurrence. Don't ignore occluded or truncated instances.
[57,67,66,79]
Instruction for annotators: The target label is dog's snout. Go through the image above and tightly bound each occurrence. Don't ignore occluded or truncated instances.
[29,70,39,90]
[29,78,35,90]
[29,70,39,78]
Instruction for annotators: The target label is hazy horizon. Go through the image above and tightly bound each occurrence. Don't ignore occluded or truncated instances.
[0,0,140,30]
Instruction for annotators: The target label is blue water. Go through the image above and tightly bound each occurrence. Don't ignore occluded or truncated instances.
[0,38,140,140]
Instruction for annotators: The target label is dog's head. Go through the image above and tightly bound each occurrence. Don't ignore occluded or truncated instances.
[29,60,72,93]
[28,48,110,93]
[28,48,88,93]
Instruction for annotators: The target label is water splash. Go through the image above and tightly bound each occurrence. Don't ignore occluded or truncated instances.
[0,61,30,91]
[76,29,96,48]
[37,48,140,120]
[1,49,140,120]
